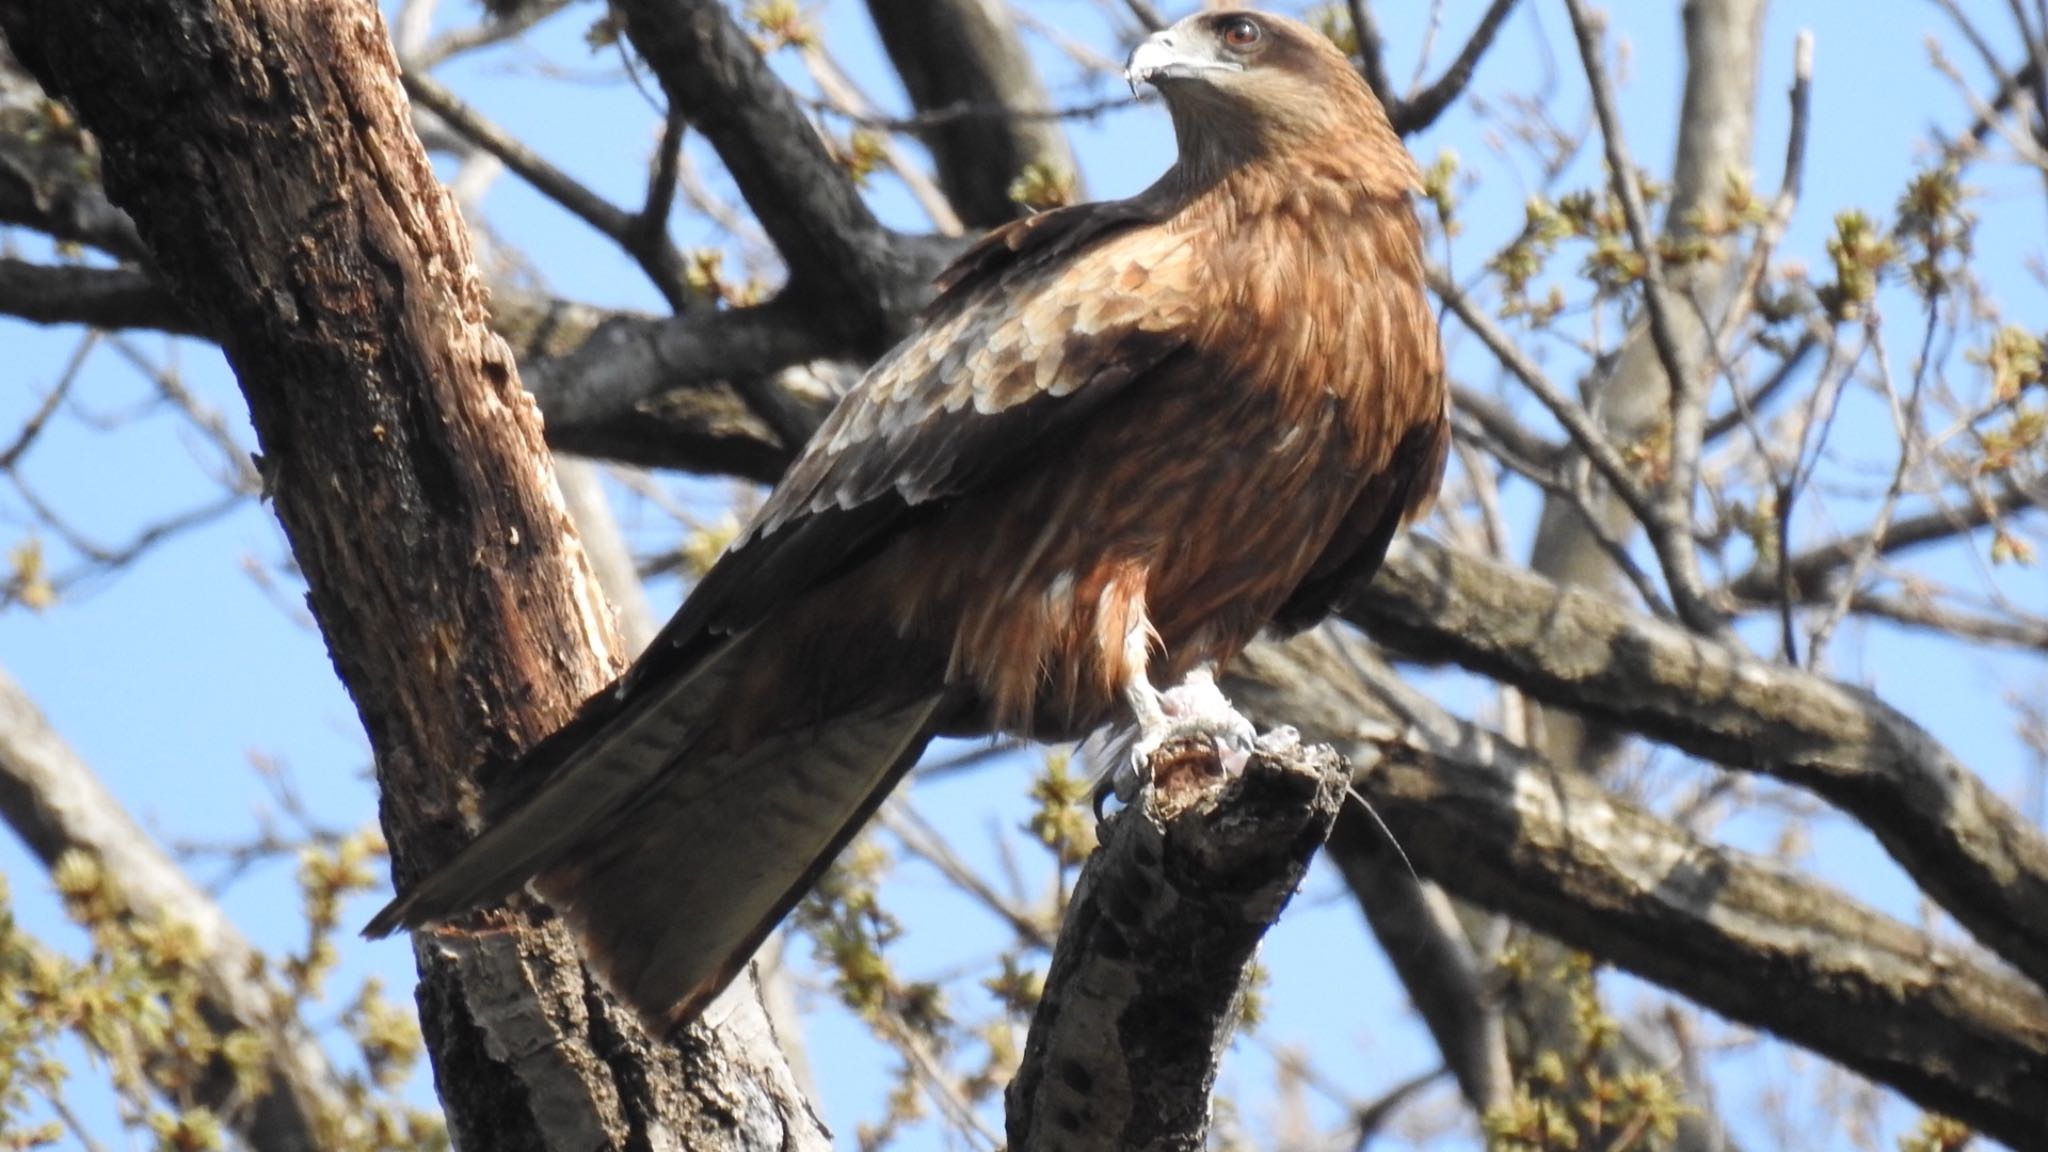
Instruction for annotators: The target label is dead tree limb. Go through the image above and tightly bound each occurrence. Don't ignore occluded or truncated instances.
[1008,734,1348,1152]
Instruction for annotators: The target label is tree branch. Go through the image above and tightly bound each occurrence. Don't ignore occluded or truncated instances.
[610,0,941,340]
[0,257,203,336]
[1007,733,1348,1151]
[1390,0,1522,135]
[400,71,694,309]
[1228,632,2048,1150]
[865,0,1078,228]
[1356,536,2048,996]
[0,664,350,1152]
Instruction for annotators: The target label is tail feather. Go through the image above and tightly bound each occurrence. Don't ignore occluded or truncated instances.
[361,636,748,939]
[535,695,944,1029]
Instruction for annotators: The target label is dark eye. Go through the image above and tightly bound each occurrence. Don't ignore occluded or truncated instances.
[1220,17,1262,49]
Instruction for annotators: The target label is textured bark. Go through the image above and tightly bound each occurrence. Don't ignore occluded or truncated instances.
[0,665,348,1152]
[865,0,1079,227]
[1229,633,2048,1150]
[1008,735,1349,1152]
[0,2,826,1148]
[1357,537,2048,996]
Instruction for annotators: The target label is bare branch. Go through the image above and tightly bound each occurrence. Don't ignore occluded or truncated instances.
[1326,817,1512,1116]
[1392,0,1522,135]
[1356,536,2048,995]
[1229,633,2048,1151]
[611,0,941,336]
[401,71,695,309]
[1562,0,1724,634]
[1725,478,2041,602]
[865,0,1079,227]
[1008,735,1348,1151]
[522,301,843,472]
[0,258,201,336]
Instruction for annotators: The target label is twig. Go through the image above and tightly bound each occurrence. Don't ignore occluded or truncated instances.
[1430,269,1664,533]
[0,329,94,469]
[411,0,575,68]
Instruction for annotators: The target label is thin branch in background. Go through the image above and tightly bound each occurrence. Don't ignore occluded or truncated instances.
[1393,0,1522,136]
[1561,0,1725,636]
[1701,330,1818,444]
[1407,0,1448,95]
[1805,306,1937,664]
[402,71,696,309]
[1430,268,1664,530]
[636,107,687,244]
[878,803,1053,949]
[105,336,262,494]
[808,94,1138,133]
[1120,0,1167,34]
[1451,382,1562,468]
[1350,1066,1452,1150]
[0,329,95,469]
[410,0,575,69]
[1348,0,1397,114]
[799,44,966,236]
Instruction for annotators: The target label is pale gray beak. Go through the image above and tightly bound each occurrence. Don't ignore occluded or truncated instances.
[1124,31,1242,96]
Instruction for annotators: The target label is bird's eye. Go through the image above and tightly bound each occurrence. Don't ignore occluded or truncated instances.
[1220,17,1262,49]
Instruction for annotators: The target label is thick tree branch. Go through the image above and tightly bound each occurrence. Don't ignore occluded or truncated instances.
[864,0,1078,228]
[1356,536,2048,996]
[0,257,203,336]
[1228,633,2048,1151]
[1008,734,1348,1152]
[610,0,940,340]
[0,86,148,261]
[0,1,827,1148]
[0,665,349,1152]
[521,301,841,473]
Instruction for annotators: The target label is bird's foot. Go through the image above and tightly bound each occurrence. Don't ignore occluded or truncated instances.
[1093,670,1258,815]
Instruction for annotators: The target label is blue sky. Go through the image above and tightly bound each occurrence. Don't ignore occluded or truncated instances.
[1,1,2043,1148]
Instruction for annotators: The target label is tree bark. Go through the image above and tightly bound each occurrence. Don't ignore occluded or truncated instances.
[1229,632,2048,1151]
[0,2,825,1148]
[1009,734,1349,1151]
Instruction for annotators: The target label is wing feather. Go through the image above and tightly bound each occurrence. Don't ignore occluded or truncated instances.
[621,200,1199,694]
[1271,416,1450,635]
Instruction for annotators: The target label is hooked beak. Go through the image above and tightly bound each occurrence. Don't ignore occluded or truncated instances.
[1124,31,1243,96]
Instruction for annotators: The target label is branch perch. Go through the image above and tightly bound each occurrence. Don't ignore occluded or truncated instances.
[1007,731,1348,1152]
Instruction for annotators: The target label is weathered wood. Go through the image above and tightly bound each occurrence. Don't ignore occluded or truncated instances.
[1008,733,1348,1151]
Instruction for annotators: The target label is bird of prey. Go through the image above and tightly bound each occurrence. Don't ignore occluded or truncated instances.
[368,8,1449,1034]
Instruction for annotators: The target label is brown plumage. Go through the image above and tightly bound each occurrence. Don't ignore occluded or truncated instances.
[367,9,1449,1032]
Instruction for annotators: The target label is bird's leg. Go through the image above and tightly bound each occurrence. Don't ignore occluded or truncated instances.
[1096,649,1259,812]
[1139,665,1258,765]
